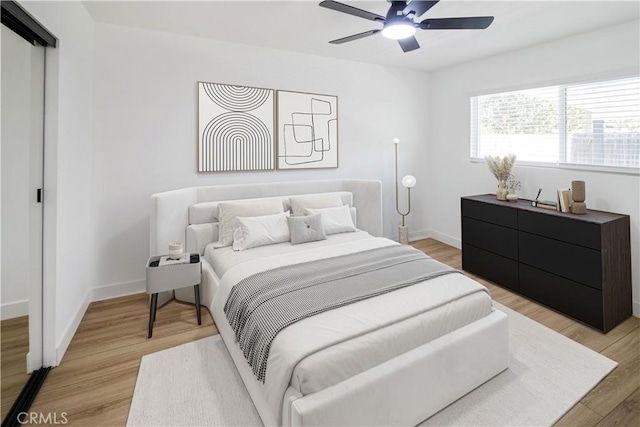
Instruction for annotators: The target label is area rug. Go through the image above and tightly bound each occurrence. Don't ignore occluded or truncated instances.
[127,303,616,426]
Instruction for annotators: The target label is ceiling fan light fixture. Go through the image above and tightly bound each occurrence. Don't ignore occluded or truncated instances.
[381,21,416,40]
[320,0,495,52]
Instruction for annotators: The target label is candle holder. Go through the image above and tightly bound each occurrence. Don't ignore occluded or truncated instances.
[168,242,184,259]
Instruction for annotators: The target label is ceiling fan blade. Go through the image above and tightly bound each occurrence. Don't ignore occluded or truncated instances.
[419,16,494,30]
[319,0,386,22]
[329,29,381,44]
[403,1,439,18]
[398,36,420,52]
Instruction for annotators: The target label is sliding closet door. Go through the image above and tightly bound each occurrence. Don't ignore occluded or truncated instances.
[1,22,45,416]
[27,27,45,372]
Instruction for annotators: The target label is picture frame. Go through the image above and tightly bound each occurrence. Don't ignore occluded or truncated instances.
[276,90,338,170]
[197,82,275,172]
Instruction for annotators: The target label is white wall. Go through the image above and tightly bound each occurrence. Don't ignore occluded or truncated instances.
[16,4,636,367]
[427,20,640,315]
[20,1,95,365]
[1,26,31,319]
[90,23,430,296]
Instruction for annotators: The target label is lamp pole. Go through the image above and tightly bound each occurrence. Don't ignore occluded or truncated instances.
[394,138,412,243]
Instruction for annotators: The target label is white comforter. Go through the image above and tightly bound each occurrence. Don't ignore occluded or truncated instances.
[211,235,492,425]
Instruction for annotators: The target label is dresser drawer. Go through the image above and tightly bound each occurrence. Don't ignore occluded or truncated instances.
[462,244,519,292]
[518,210,601,250]
[520,264,603,330]
[461,198,517,229]
[462,217,518,260]
[519,232,602,290]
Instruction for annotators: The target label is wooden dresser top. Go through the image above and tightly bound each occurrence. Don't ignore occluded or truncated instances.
[462,194,629,224]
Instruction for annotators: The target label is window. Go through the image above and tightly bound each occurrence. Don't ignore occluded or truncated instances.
[470,76,640,171]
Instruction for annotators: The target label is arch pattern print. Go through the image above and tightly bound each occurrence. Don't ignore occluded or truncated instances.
[277,90,338,170]
[198,82,275,172]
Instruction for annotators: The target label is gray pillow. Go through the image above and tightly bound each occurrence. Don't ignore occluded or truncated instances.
[287,214,327,245]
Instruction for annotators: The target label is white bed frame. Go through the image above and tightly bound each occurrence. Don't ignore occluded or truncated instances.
[150,179,509,426]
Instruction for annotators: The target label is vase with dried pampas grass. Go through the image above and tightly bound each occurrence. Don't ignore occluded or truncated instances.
[485,154,516,200]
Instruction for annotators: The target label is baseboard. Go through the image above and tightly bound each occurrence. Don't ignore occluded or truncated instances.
[1,299,28,320]
[409,229,430,242]
[91,279,145,302]
[425,229,461,249]
[386,229,461,248]
[55,289,91,365]
[633,301,639,317]
[51,281,145,366]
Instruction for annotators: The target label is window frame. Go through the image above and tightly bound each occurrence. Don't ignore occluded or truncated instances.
[469,72,640,176]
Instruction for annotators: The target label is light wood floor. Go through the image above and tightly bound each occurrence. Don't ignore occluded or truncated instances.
[2,238,638,426]
[1,315,29,419]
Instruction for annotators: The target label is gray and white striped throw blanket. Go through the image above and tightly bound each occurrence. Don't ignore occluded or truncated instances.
[223,244,461,382]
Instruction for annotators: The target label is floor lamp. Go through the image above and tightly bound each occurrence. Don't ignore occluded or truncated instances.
[394,138,416,244]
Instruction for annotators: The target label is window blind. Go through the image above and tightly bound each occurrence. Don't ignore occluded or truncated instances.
[470,76,640,170]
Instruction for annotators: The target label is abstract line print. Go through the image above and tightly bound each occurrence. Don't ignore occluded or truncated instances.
[198,83,274,172]
[277,91,338,170]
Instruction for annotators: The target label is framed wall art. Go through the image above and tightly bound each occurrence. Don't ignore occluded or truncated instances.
[198,82,275,172]
[276,90,338,170]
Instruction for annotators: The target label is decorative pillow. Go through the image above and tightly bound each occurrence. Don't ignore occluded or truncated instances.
[215,199,284,247]
[306,205,357,235]
[287,214,327,245]
[289,193,344,216]
[232,212,290,251]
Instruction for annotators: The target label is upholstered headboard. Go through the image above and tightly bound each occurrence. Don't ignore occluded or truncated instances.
[150,179,383,256]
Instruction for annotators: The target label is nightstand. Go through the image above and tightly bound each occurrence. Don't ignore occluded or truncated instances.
[146,254,202,338]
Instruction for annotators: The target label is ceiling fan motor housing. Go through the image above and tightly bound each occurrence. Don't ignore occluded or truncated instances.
[386,1,412,22]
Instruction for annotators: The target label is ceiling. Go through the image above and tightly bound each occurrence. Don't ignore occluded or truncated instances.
[82,1,640,72]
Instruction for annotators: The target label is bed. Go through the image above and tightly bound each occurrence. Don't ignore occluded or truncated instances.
[150,179,509,426]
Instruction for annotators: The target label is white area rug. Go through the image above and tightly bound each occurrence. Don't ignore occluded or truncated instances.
[127,303,616,426]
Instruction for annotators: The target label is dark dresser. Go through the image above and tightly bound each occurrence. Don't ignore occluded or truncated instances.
[461,194,632,332]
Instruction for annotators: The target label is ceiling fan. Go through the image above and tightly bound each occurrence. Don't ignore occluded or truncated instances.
[319,0,494,53]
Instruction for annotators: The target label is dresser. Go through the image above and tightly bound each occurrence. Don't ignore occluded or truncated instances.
[461,194,632,332]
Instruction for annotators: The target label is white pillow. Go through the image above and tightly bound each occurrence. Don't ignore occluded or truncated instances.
[215,199,284,247]
[186,223,219,255]
[290,193,344,216]
[204,196,290,222]
[306,205,357,235]
[348,206,357,227]
[233,212,290,251]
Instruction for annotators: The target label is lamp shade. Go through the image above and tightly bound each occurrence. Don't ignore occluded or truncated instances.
[392,137,400,144]
[401,175,416,188]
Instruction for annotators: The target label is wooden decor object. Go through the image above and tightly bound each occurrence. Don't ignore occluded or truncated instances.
[571,180,587,215]
[461,194,632,332]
